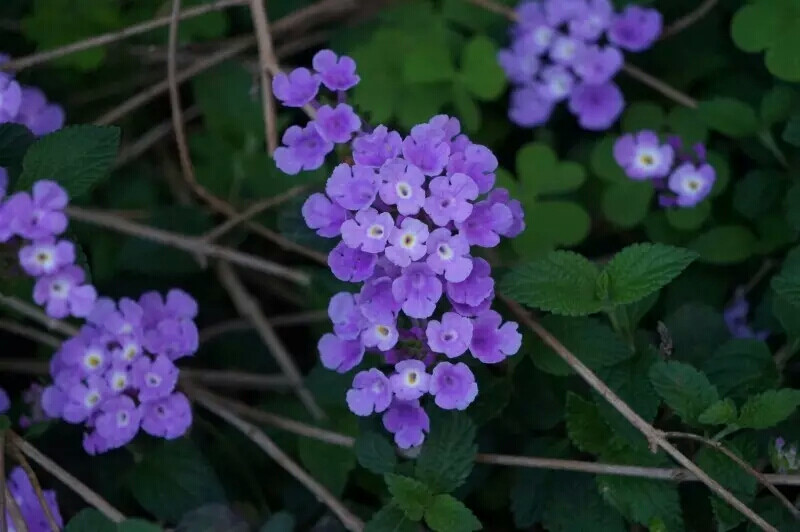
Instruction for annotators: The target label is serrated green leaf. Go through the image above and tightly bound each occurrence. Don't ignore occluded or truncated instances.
[415,412,477,493]
[355,430,397,475]
[516,143,586,195]
[460,35,506,101]
[16,125,120,198]
[64,509,115,532]
[597,475,683,531]
[424,494,482,532]
[703,340,780,400]
[698,399,738,426]
[565,392,616,454]
[689,226,756,265]
[128,440,226,523]
[385,474,434,521]
[605,243,698,306]
[365,503,419,532]
[649,361,719,424]
[543,473,625,532]
[697,98,759,137]
[501,251,603,316]
[509,438,569,527]
[298,424,356,496]
[530,316,633,376]
[0,123,35,180]
[664,303,729,365]
[737,389,800,429]
[696,436,758,531]
[601,181,653,228]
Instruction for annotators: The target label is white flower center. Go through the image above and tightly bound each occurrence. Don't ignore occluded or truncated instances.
[146,373,162,387]
[371,380,385,394]
[405,371,419,386]
[120,322,133,335]
[442,330,458,343]
[117,410,130,427]
[437,243,453,260]
[367,224,385,239]
[548,76,570,98]
[534,27,553,47]
[635,148,660,169]
[396,182,412,199]
[375,324,391,338]
[35,249,54,268]
[683,177,702,193]
[122,344,138,361]
[84,391,100,408]
[112,373,127,391]
[83,349,104,370]
[50,280,69,299]
[401,232,416,249]
[553,39,576,60]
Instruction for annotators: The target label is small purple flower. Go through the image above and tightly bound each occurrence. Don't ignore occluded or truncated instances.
[549,35,584,65]
[401,124,451,176]
[113,337,142,364]
[0,73,22,120]
[0,387,9,413]
[446,144,498,194]
[318,333,365,373]
[426,228,472,283]
[274,123,333,175]
[667,163,715,207]
[362,321,399,352]
[328,241,377,282]
[143,317,198,362]
[573,45,623,85]
[382,399,430,449]
[470,310,522,364]
[326,163,378,211]
[352,126,403,167]
[446,258,494,309]
[392,263,443,319]
[328,292,366,340]
[7,466,64,529]
[424,173,479,227]
[16,87,64,136]
[101,297,144,337]
[272,67,320,107]
[385,217,429,267]
[132,355,179,402]
[18,238,75,276]
[613,130,674,180]
[426,312,473,358]
[33,265,97,319]
[302,193,347,238]
[140,392,192,439]
[7,181,69,239]
[456,199,513,248]
[59,336,110,376]
[509,86,555,127]
[346,369,392,416]
[41,385,66,419]
[487,189,525,237]
[62,375,108,423]
[106,363,131,394]
[314,104,361,144]
[497,35,542,84]
[0,167,7,199]
[543,0,585,25]
[538,65,575,102]
[341,208,393,253]
[567,82,624,131]
[429,362,478,410]
[608,6,662,52]
[312,49,360,91]
[379,160,426,215]
[93,396,142,449]
[568,0,613,41]
[724,291,768,340]
[389,360,430,401]
[358,276,401,323]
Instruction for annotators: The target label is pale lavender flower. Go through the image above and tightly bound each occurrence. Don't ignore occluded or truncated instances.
[389,360,430,400]
[93,396,142,450]
[33,265,97,319]
[361,321,399,352]
[272,68,320,107]
[538,65,575,102]
[0,167,7,199]
[401,124,450,176]
[341,208,394,253]
[573,45,623,85]
[318,333,365,373]
[18,238,75,276]
[549,34,584,65]
[614,130,674,180]
[62,375,108,423]
[352,126,402,167]
[0,387,8,413]
[497,34,543,84]
[446,144,498,194]
[424,173,479,226]
[392,263,443,319]
[426,228,472,283]
[385,217,429,267]
[382,399,430,449]
[456,199,513,248]
[302,193,348,238]
[426,312,473,358]
[509,86,555,127]
[7,181,69,239]
[446,258,495,309]
[568,0,613,41]
[314,104,361,144]
[358,276,401,323]
[346,369,392,415]
[470,310,522,363]
[106,362,131,395]
[326,163,378,211]
[328,241,377,282]
[378,160,426,215]
[0,72,21,120]
[6,466,64,531]
[567,82,624,130]
[667,163,715,207]
[274,124,333,175]
[328,292,366,340]
[608,6,662,52]
[140,392,192,439]
[16,87,65,136]
[312,49,360,91]
[132,355,178,402]
[487,189,525,237]
[429,362,478,410]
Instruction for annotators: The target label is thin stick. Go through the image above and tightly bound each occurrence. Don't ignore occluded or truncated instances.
[216,262,325,419]
[248,0,280,153]
[2,0,249,71]
[5,487,27,532]
[666,431,800,520]
[0,318,61,348]
[661,0,720,40]
[186,384,363,532]
[8,432,125,523]
[115,106,202,168]
[199,310,328,342]
[502,296,776,532]
[0,293,79,336]
[66,206,310,285]
[621,64,698,108]
[8,445,60,531]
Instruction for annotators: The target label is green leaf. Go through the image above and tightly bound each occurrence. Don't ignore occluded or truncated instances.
[667,106,708,144]
[649,361,719,424]
[128,440,226,523]
[460,35,506,101]
[517,143,586,195]
[17,125,121,198]
[298,424,356,496]
[597,475,683,531]
[451,83,481,132]
[605,243,698,306]
[733,171,783,220]
[730,1,778,53]
[590,136,627,183]
[509,438,569,527]
[766,29,800,82]
[703,340,780,400]
[696,436,758,531]
[385,474,434,520]
[501,251,603,316]
[365,503,419,532]
[565,392,616,454]
[665,202,711,231]
[601,182,653,228]
[516,200,591,250]
[0,123,35,179]
[689,226,757,264]
[760,85,798,125]
[415,411,477,493]
[424,494,482,532]
[355,430,397,475]
[782,113,800,146]
[621,102,664,132]
[772,261,800,308]
[783,182,800,231]
[697,98,759,137]
[698,399,738,426]
[737,389,800,429]
[530,316,634,376]
[259,511,295,532]
[64,509,115,532]
[664,303,729,365]
[403,31,454,84]
[543,473,625,532]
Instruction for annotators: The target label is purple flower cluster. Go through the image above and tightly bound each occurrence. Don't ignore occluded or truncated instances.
[5,466,63,531]
[273,51,524,449]
[0,179,197,453]
[0,55,64,137]
[500,0,661,130]
[613,131,716,208]
[41,289,197,454]
[723,288,768,340]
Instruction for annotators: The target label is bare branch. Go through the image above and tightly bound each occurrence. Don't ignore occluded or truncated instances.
[0,318,61,348]
[199,310,328,342]
[661,0,720,40]
[5,487,27,532]
[115,107,202,169]
[621,64,698,109]
[248,0,280,153]
[0,293,79,337]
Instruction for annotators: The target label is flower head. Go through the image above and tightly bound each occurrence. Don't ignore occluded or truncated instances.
[274,124,333,175]
[272,67,320,107]
[613,130,674,180]
[389,360,430,400]
[382,399,430,449]
[347,369,392,415]
[426,312,473,358]
[314,104,361,144]
[312,49,360,91]
[567,82,624,130]
[429,362,478,410]
[667,163,715,207]
[608,6,662,52]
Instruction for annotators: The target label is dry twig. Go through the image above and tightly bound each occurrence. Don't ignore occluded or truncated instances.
[0,318,61,348]
[5,487,27,532]
[199,310,328,342]
[247,0,280,153]
[660,0,721,40]
[0,293,79,337]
